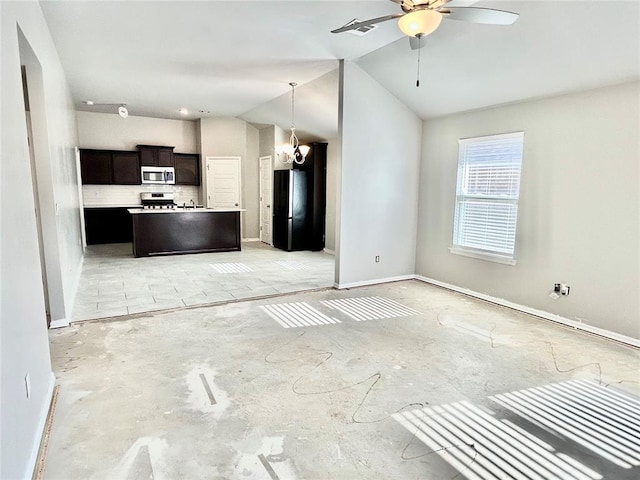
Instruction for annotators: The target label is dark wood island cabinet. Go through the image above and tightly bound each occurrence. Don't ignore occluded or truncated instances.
[129,209,241,257]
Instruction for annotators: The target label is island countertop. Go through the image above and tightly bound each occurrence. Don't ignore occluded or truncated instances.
[128,207,246,214]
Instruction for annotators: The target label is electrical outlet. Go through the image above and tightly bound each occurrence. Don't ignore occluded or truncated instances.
[25,373,31,399]
[553,283,570,296]
[375,255,380,263]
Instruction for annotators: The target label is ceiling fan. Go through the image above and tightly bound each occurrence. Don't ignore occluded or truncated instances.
[332,0,519,47]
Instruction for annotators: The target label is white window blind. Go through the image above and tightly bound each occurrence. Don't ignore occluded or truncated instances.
[453,132,524,261]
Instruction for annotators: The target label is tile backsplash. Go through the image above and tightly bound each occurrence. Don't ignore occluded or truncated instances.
[83,184,201,206]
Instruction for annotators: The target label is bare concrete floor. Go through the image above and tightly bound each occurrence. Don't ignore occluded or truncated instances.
[47,280,640,479]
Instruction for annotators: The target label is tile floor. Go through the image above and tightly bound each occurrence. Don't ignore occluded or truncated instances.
[72,241,335,321]
[47,280,640,479]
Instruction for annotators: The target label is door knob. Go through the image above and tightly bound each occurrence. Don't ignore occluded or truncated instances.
[235,203,239,206]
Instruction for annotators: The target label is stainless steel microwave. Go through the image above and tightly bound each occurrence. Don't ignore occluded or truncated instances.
[141,166,175,185]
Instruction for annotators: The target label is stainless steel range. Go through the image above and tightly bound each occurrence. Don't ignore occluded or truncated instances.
[140,192,176,209]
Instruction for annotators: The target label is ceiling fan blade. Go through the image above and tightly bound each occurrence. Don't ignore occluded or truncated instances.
[409,36,427,50]
[331,13,404,34]
[443,7,519,25]
[389,0,414,7]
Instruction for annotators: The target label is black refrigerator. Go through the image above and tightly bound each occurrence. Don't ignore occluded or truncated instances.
[273,169,309,251]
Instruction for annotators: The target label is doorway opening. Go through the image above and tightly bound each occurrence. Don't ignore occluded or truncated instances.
[22,66,50,326]
[19,28,66,328]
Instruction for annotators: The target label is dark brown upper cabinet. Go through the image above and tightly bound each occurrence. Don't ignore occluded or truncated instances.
[80,149,112,184]
[80,149,141,185]
[174,153,200,185]
[112,152,141,185]
[138,145,175,167]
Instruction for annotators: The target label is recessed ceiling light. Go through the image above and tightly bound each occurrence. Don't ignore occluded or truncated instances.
[198,109,210,114]
[178,108,188,115]
[83,100,94,105]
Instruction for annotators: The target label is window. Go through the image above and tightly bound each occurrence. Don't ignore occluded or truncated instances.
[451,132,524,264]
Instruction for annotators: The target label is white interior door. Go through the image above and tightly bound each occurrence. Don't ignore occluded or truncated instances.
[259,156,273,245]
[206,156,241,209]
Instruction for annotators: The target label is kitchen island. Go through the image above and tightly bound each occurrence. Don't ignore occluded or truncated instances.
[128,208,242,257]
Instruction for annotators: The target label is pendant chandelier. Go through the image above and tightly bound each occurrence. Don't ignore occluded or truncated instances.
[276,82,310,164]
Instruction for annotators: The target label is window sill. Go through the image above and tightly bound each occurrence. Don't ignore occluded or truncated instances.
[449,247,517,266]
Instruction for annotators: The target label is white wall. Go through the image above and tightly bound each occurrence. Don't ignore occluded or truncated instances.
[336,61,422,286]
[1,1,83,478]
[199,117,260,239]
[259,125,275,158]
[416,81,640,339]
[77,111,198,153]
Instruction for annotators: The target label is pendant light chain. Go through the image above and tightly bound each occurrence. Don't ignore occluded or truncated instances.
[290,82,296,131]
[289,82,299,150]
[276,82,310,164]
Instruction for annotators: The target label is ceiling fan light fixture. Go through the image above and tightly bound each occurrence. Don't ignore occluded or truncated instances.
[398,9,442,37]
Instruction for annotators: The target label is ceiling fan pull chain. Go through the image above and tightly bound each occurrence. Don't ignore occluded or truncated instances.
[416,38,422,87]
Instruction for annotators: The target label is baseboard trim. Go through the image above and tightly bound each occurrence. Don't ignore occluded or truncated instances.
[415,275,640,348]
[323,248,335,255]
[242,237,260,242]
[334,274,415,290]
[26,372,56,480]
[49,319,70,329]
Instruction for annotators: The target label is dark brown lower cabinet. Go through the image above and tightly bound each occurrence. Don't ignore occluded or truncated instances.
[84,208,133,244]
[131,210,241,257]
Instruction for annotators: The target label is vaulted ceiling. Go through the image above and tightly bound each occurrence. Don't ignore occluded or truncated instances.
[40,0,640,139]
